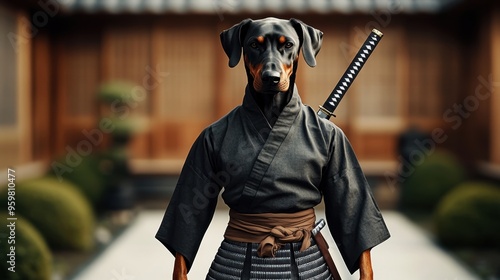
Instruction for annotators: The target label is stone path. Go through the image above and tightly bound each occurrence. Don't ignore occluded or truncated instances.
[72,210,479,280]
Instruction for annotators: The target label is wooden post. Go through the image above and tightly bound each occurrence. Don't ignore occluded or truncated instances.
[32,31,51,161]
[491,8,500,165]
[17,11,32,163]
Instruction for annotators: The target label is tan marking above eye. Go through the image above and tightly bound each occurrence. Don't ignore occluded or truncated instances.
[257,36,264,43]
[279,36,286,44]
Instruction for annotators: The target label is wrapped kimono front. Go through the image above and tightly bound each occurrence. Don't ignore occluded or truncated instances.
[156,85,390,279]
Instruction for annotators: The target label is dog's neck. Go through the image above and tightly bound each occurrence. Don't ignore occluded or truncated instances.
[249,87,293,127]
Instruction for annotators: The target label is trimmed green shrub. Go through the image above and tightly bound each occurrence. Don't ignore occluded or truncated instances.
[435,182,500,247]
[400,150,466,211]
[97,81,142,140]
[0,213,52,280]
[0,177,95,251]
[50,154,109,208]
[97,81,135,104]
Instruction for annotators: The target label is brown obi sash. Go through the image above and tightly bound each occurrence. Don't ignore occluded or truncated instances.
[224,208,316,258]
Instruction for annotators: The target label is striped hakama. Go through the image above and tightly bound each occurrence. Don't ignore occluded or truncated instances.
[207,238,333,280]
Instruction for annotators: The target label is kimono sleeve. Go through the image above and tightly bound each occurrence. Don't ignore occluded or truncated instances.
[321,126,390,274]
[155,128,222,271]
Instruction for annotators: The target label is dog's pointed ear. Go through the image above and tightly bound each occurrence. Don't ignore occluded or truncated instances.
[290,18,323,67]
[220,19,252,68]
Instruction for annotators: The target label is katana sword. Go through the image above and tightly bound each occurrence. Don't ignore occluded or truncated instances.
[318,29,384,120]
[312,219,342,279]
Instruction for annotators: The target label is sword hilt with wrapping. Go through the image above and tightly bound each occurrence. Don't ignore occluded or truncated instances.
[318,29,384,120]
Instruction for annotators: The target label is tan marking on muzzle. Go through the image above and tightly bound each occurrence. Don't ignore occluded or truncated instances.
[276,63,293,92]
[245,55,264,92]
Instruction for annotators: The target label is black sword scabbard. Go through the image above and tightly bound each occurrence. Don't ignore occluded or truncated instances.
[318,29,384,120]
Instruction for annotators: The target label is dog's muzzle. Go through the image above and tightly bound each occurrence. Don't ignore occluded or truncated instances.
[256,60,290,93]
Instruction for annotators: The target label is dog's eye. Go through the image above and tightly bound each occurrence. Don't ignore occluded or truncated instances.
[284,42,294,49]
[250,42,258,49]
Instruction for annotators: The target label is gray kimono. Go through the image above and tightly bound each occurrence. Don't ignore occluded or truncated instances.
[156,85,390,274]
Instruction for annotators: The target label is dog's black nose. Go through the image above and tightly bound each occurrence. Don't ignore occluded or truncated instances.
[262,70,281,84]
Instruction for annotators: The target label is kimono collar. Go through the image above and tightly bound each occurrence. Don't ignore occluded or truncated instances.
[242,84,302,141]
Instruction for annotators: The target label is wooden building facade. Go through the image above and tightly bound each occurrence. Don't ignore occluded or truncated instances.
[1,0,499,177]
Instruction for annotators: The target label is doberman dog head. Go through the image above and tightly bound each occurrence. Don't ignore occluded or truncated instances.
[220,18,323,95]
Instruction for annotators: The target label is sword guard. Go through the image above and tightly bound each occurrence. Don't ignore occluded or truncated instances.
[318,105,336,119]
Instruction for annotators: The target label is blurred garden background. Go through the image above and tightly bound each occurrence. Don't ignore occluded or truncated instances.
[0,0,499,279]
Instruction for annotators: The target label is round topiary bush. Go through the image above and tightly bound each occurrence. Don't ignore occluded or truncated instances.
[50,154,109,208]
[0,177,95,251]
[400,150,466,211]
[435,182,500,248]
[0,213,52,280]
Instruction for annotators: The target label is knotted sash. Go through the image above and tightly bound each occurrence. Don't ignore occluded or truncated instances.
[224,208,316,257]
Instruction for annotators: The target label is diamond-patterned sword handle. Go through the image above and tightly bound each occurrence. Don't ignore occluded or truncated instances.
[318,29,384,120]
